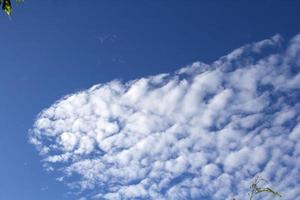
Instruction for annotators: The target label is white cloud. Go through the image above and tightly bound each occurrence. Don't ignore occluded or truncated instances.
[30,34,300,200]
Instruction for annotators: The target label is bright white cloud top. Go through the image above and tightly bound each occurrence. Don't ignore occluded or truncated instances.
[30,34,300,200]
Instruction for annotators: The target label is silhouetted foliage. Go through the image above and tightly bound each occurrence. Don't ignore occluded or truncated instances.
[0,0,23,16]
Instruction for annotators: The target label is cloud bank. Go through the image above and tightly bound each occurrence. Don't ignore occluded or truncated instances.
[30,34,300,200]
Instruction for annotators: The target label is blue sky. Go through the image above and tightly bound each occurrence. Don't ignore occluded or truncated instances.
[1,1,300,200]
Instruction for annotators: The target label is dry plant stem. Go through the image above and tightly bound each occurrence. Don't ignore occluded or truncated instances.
[232,176,282,200]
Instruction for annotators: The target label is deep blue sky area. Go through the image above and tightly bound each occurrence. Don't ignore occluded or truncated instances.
[1,1,300,199]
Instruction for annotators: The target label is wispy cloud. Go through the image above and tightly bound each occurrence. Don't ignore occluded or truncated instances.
[30,34,300,200]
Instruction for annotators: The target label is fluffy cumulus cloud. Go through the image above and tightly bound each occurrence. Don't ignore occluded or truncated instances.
[30,34,300,200]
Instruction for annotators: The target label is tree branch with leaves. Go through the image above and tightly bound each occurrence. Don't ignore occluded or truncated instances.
[248,176,282,200]
[0,0,23,16]
[233,176,282,200]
